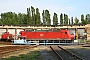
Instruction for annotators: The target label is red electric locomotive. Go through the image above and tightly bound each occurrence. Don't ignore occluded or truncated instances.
[18,29,74,42]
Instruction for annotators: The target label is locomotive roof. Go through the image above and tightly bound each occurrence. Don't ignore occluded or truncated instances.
[25,29,62,32]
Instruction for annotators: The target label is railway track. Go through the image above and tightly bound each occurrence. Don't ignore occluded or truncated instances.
[0,45,37,58]
[0,41,12,45]
[50,45,84,60]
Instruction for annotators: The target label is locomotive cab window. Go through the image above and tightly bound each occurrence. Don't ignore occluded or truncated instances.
[65,32,67,34]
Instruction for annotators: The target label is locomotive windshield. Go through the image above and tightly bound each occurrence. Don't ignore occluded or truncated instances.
[70,31,73,35]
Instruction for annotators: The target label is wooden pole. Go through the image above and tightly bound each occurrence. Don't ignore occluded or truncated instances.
[85,27,88,41]
[15,28,17,40]
[6,28,8,32]
[76,28,78,40]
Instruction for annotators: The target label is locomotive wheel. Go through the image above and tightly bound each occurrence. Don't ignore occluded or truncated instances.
[0,38,7,42]
[0,38,14,42]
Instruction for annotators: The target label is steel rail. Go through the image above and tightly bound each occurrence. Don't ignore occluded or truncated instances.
[58,45,84,60]
[50,46,64,60]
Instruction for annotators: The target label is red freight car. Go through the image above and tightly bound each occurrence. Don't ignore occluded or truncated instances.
[18,29,74,41]
[1,32,14,41]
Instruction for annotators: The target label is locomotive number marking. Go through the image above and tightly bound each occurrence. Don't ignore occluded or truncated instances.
[40,34,44,36]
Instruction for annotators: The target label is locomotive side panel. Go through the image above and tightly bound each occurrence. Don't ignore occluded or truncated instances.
[19,30,74,40]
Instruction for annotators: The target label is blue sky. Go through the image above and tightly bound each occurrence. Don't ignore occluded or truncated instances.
[0,0,90,21]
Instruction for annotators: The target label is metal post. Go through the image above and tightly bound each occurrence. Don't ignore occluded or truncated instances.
[46,40,48,46]
[65,40,66,43]
[29,40,31,45]
[59,40,60,45]
[44,40,45,46]
[53,40,54,45]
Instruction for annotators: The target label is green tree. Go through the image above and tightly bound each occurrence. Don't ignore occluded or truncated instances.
[23,14,28,24]
[65,14,68,25]
[35,8,41,25]
[27,7,31,25]
[60,13,63,25]
[42,10,51,25]
[17,13,25,24]
[71,17,74,25]
[53,12,58,25]
[64,14,65,25]
[69,18,70,25]
[74,17,79,24]
[85,14,90,24]
[64,14,68,25]
[31,6,35,25]
[81,14,85,24]
[42,10,45,25]
[45,10,51,25]
[0,12,18,25]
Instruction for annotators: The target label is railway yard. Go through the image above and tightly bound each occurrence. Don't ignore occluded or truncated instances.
[0,0,90,59]
[0,42,90,60]
[0,25,90,60]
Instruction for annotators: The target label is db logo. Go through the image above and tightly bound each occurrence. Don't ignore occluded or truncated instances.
[40,34,44,36]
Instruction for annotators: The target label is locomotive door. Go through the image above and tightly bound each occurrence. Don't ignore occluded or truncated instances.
[64,31,68,40]
[61,31,68,40]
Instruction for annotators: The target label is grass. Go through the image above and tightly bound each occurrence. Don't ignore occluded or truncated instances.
[78,39,86,43]
[0,50,40,60]
[86,40,90,42]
